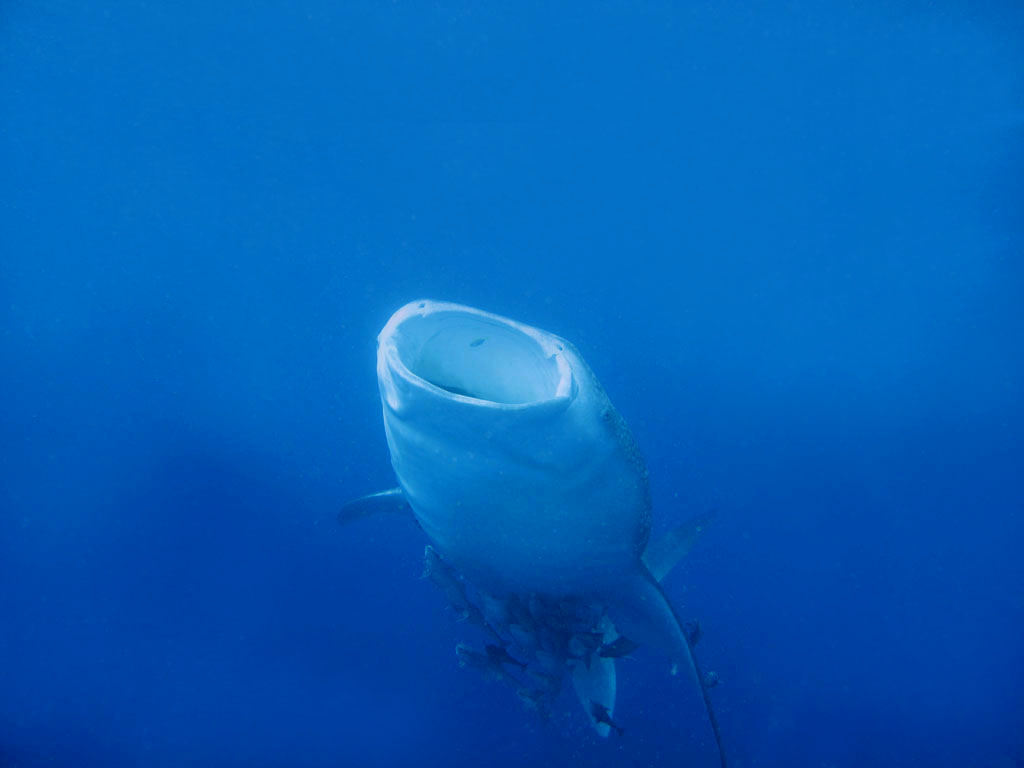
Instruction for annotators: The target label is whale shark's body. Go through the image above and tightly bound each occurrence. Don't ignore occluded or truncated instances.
[341,300,727,765]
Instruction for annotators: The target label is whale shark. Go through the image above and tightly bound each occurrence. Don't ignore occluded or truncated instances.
[340,299,727,766]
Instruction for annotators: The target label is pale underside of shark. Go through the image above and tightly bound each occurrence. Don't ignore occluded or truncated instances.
[340,300,727,766]
[342,490,715,734]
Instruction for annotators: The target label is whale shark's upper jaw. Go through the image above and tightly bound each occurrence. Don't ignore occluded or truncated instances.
[377,299,574,412]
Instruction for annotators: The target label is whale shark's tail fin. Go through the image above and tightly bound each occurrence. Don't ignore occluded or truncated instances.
[608,565,728,768]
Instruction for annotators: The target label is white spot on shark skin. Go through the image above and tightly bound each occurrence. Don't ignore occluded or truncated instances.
[365,300,727,765]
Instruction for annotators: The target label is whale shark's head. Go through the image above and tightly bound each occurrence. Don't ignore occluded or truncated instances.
[376,300,651,596]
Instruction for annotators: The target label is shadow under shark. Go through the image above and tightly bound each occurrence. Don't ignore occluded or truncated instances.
[340,300,728,766]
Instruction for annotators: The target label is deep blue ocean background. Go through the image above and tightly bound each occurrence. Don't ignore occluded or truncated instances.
[2,2,1023,766]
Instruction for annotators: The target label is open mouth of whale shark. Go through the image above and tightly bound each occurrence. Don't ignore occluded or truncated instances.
[383,304,572,406]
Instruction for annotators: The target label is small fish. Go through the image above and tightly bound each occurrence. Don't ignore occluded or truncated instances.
[486,644,526,668]
[684,619,703,647]
[525,667,563,694]
[456,644,512,684]
[533,649,563,673]
[507,623,536,650]
[423,546,502,642]
[599,635,640,658]
[515,686,551,717]
[568,631,605,669]
[469,337,486,347]
[590,701,624,736]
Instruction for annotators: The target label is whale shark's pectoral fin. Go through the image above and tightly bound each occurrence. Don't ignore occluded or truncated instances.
[608,564,728,767]
[642,509,717,583]
[337,488,411,526]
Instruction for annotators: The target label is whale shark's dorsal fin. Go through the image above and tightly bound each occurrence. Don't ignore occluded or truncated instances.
[337,488,411,526]
[642,510,717,582]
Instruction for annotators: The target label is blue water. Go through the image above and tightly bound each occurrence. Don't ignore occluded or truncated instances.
[3,2,1022,766]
